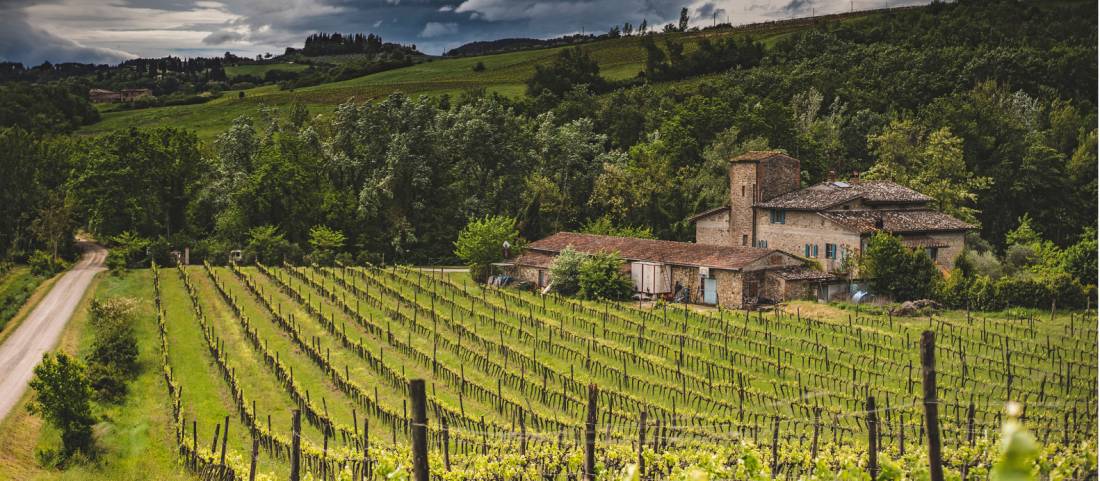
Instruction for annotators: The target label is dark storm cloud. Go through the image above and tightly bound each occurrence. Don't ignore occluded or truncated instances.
[0,1,134,64]
[7,0,932,64]
[779,0,813,15]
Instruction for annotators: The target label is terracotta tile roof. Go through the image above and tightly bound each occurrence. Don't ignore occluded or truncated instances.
[511,250,555,269]
[819,210,973,234]
[770,267,837,281]
[520,232,785,271]
[756,180,931,210]
[686,205,729,222]
[732,150,793,163]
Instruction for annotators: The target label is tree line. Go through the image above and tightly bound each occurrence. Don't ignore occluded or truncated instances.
[0,0,1093,291]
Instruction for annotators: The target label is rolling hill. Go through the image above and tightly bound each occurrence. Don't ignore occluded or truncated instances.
[76,10,884,139]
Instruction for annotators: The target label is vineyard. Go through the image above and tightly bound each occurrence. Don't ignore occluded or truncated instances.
[150,262,1098,480]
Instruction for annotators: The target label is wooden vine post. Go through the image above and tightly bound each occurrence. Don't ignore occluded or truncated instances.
[410,379,429,481]
[638,410,648,478]
[290,409,301,481]
[920,331,945,481]
[866,395,879,481]
[585,383,598,481]
[770,416,780,480]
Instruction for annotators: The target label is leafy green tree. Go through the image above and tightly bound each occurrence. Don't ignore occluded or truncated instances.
[577,252,633,300]
[1060,228,1097,286]
[867,121,991,225]
[454,215,522,282]
[860,232,938,301]
[525,48,605,98]
[308,225,346,266]
[86,298,138,402]
[27,353,95,458]
[246,225,293,265]
[579,216,654,239]
[548,246,586,295]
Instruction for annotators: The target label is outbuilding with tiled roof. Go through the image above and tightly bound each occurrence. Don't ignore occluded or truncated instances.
[501,232,815,308]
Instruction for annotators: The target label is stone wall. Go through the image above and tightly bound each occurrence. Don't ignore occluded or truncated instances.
[694,209,732,246]
[670,265,701,302]
[514,265,546,287]
[757,155,801,202]
[904,231,966,269]
[755,210,862,273]
[729,162,757,247]
[714,269,744,307]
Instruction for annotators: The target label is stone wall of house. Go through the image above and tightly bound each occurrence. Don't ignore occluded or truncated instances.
[714,269,744,307]
[695,209,733,246]
[670,265,701,302]
[755,211,862,273]
[757,155,801,202]
[729,162,757,247]
[906,231,966,269]
[514,265,546,287]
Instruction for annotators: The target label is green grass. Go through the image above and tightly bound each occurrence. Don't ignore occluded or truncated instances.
[2,265,1093,479]
[0,267,44,332]
[0,270,193,481]
[76,16,854,140]
[225,62,310,78]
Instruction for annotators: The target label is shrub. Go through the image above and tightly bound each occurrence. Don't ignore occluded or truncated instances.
[307,225,346,266]
[549,246,586,295]
[246,225,293,265]
[109,231,151,268]
[860,232,938,301]
[936,268,970,309]
[968,275,998,311]
[577,252,633,300]
[27,353,95,459]
[29,250,66,276]
[994,276,1047,309]
[472,61,486,72]
[454,215,523,282]
[85,298,139,402]
[579,215,654,239]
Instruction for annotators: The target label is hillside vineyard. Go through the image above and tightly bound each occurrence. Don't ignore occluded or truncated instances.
[152,262,1096,480]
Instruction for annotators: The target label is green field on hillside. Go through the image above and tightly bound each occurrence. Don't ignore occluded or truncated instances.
[76,18,835,139]
[224,62,310,77]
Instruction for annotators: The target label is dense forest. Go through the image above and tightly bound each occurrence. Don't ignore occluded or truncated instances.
[1,1,1095,281]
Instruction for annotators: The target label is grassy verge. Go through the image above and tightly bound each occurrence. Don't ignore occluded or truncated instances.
[0,270,194,481]
[0,269,58,345]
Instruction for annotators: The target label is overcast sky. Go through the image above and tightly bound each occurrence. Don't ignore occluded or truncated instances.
[0,0,928,65]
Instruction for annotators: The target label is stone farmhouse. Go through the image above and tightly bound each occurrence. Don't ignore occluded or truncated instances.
[690,151,972,277]
[504,151,971,308]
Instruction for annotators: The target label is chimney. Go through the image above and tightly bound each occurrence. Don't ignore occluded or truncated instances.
[827,170,836,182]
[851,171,861,184]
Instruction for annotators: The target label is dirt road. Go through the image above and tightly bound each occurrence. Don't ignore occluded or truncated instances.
[0,243,106,421]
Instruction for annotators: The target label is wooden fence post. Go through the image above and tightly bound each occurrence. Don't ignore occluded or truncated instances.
[867,396,878,481]
[920,331,944,481]
[442,417,451,472]
[771,416,780,480]
[410,379,429,481]
[811,406,821,460]
[220,415,229,467]
[248,437,259,481]
[638,410,648,478]
[585,383,598,481]
[290,409,301,481]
